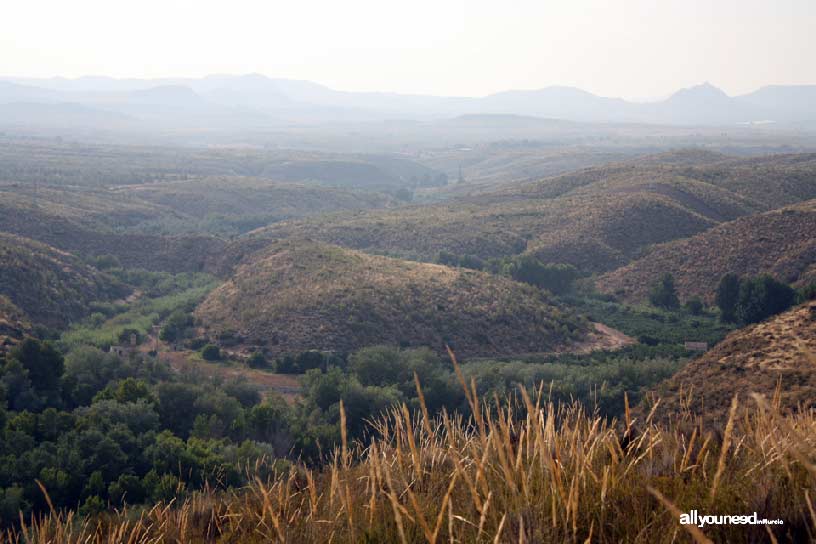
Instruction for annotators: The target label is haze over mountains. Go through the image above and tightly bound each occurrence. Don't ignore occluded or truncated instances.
[3,74,816,542]
[2,74,816,128]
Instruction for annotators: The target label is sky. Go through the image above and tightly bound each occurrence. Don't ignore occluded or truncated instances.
[1,0,813,99]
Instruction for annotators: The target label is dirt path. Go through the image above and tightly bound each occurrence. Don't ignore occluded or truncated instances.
[569,322,637,355]
[142,333,302,402]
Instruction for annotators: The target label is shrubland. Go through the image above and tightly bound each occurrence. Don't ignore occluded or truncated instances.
[2,351,814,543]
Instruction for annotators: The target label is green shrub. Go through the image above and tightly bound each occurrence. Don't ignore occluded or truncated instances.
[716,273,740,322]
[498,256,578,294]
[648,273,679,310]
[201,344,221,361]
[247,352,267,369]
[736,274,796,324]
[684,296,704,316]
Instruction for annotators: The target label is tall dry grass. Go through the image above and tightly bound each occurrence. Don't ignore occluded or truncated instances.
[3,351,816,543]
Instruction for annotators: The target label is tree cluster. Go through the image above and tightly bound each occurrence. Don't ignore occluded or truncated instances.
[716,273,798,324]
[0,340,292,525]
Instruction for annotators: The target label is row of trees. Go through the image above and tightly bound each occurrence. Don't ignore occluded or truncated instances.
[715,273,798,324]
[437,252,579,295]
[648,271,802,325]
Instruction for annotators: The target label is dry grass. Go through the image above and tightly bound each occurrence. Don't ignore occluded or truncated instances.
[196,239,588,357]
[646,301,816,426]
[4,350,816,543]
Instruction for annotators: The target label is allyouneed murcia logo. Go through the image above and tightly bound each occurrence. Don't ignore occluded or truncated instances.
[680,510,784,528]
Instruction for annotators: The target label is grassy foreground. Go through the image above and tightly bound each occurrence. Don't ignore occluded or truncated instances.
[3,353,815,543]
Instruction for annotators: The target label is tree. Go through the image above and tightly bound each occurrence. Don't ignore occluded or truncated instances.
[159,310,194,343]
[0,382,7,430]
[93,254,121,270]
[247,351,267,369]
[61,347,124,409]
[0,358,42,411]
[247,397,291,447]
[716,273,741,322]
[92,378,154,404]
[350,345,402,387]
[684,296,704,316]
[201,344,221,361]
[108,474,145,505]
[499,256,578,294]
[222,378,262,408]
[649,273,680,310]
[155,382,203,438]
[736,275,796,324]
[9,339,64,406]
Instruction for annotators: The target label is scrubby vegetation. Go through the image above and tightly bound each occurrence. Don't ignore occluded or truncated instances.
[59,271,217,351]
[119,177,393,237]
[648,300,816,424]
[2,353,815,543]
[249,153,816,274]
[597,199,816,303]
[648,273,680,310]
[196,240,589,357]
[3,138,816,542]
[562,290,735,352]
[438,252,580,295]
[0,234,128,329]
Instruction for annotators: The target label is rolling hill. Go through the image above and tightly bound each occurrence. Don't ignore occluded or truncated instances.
[195,240,591,357]
[239,151,816,274]
[644,300,816,425]
[596,200,816,303]
[0,196,227,274]
[116,176,392,233]
[0,233,128,328]
[0,138,440,192]
[0,168,396,272]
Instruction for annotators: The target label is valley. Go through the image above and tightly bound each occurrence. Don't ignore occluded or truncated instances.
[1,81,815,543]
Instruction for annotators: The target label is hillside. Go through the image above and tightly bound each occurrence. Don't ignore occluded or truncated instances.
[645,300,816,425]
[195,240,591,356]
[0,138,439,191]
[241,151,814,273]
[0,172,396,270]
[0,295,31,350]
[115,176,392,234]
[0,233,128,328]
[0,200,225,273]
[680,152,816,209]
[596,199,816,303]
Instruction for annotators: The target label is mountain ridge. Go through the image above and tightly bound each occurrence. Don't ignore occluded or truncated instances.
[3,75,816,126]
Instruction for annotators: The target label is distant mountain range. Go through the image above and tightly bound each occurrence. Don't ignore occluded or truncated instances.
[1,74,815,127]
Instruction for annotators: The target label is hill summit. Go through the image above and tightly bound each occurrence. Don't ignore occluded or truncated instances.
[195,240,591,357]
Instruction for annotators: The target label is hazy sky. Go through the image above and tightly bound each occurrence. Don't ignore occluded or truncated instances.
[1,0,813,99]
